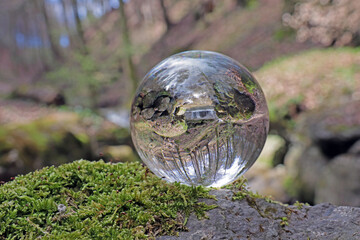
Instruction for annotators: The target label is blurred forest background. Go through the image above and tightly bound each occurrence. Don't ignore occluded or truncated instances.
[0,0,360,206]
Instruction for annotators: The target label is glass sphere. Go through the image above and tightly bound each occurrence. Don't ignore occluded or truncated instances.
[130,51,269,187]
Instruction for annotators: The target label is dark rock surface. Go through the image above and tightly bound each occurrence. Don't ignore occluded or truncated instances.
[292,146,328,203]
[307,101,360,158]
[349,140,360,154]
[158,189,360,240]
[288,100,360,206]
[316,154,360,206]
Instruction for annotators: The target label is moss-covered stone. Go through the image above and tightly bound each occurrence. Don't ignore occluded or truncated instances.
[0,109,135,181]
[0,160,216,239]
[255,47,360,128]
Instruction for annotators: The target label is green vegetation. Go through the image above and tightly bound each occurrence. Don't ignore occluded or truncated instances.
[225,178,304,230]
[213,82,255,121]
[279,217,289,227]
[224,177,274,203]
[293,201,309,210]
[0,112,92,176]
[245,0,259,10]
[0,160,216,239]
[273,27,295,41]
[256,47,360,128]
[0,112,89,156]
[45,52,121,109]
[242,76,257,94]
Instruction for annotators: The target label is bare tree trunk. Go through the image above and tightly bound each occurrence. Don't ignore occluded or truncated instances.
[159,0,172,30]
[38,0,62,60]
[61,0,70,32]
[5,13,19,67]
[71,0,87,54]
[119,0,137,94]
[29,10,45,73]
[60,0,72,45]
[101,0,106,14]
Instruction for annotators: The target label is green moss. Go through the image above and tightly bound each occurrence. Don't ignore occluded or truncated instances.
[214,82,255,121]
[223,177,274,203]
[224,177,298,227]
[242,76,257,94]
[279,217,289,227]
[258,47,360,72]
[0,160,216,239]
[245,0,259,9]
[293,201,309,210]
[283,175,302,199]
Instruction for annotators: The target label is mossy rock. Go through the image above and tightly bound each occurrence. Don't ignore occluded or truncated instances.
[0,112,92,181]
[252,47,360,200]
[0,110,134,181]
[255,47,360,126]
[0,160,216,239]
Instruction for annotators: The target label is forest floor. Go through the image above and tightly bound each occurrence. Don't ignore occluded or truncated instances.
[0,0,317,105]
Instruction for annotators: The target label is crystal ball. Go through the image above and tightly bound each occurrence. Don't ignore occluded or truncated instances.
[130,51,269,187]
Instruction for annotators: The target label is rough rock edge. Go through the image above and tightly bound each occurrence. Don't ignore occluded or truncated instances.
[158,189,360,240]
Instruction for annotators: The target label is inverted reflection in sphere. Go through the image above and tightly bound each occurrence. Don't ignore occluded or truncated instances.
[130,51,269,187]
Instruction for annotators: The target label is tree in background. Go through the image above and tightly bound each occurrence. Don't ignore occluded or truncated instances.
[283,0,360,46]
[159,0,172,30]
[60,0,73,48]
[0,0,190,109]
[119,0,138,95]
[71,0,88,54]
[38,0,63,61]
